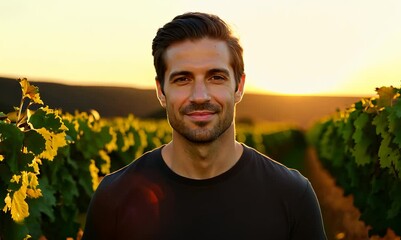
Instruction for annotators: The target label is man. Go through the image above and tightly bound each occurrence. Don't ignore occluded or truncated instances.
[82,12,327,239]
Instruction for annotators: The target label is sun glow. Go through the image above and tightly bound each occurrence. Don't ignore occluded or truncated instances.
[1,0,401,96]
[245,80,341,96]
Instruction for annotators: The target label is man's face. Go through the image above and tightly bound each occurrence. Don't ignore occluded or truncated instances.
[156,38,245,143]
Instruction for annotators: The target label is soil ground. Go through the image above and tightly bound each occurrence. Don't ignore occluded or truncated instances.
[305,148,400,240]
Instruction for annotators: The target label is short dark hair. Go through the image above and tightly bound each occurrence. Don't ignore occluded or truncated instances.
[152,12,244,93]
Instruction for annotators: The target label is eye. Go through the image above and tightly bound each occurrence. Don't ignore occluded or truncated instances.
[209,75,227,82]
[173,77,190,85]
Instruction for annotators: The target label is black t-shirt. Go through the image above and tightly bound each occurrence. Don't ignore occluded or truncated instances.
[82,144,327,240]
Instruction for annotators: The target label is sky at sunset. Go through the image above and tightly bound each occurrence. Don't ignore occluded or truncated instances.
[1,0,401,96]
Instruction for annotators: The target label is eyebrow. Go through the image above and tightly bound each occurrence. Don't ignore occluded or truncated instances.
[168,68,230,81]
[207,68,230,77]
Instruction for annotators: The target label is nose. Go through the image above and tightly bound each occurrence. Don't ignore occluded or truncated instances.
[189,80,211,103]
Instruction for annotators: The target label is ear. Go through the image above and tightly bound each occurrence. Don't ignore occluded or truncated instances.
[155,78,166,108]
[234,74,246,103]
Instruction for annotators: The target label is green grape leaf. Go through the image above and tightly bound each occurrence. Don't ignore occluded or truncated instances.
[354,112,370,133]
[387,181,401,219]
[388,104,401,148]
[77,161,94,197]
[59,168,79,204]
[24,129,46,155]
[320,121,335,160]
[354,100,363,110]
[392,98,401,118]
[38,177,56,221]
[306,121,324,146]
[340,118,353,141]
[102,126,113,143]
[24,213,42,239]
[371,177,384,194]
[75,119,99,159]
[25,175,56,239]
[19,152,36,173]
[352,138,374,165]
[115,131,125,150]
[63,119,78,142]
[352,113,375,165]
[340,118,354,154]
[29,108,62,132]
[393,99,401,118]
[60,205,79,224]
[2,219,30,240]
[372,112,389,137]
[378,133,400,170]
[66,155,78,171]
[0,121,24,172]
[346,161,359,188]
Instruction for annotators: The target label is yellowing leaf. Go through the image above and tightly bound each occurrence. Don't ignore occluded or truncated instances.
[91,121,102,132]
[3,172,32,222]
[376,86,398,108]
[36,128,67,160]
[28,157,42,174]
[22,146,28,154]
[89,160,100,191]
[3,193,11,213]
[98,150,111,175]
[23,235,32,240]
[152,137,162,147]
[105,128,118,152]
[90,109,100,121]
[21,171,29,187]
[11,175,21,184]
[0,155,4,161]
[11,187,29,222]
[3,171,43,222]
[139,129,148,149]
[26,172,42,198]
[122,132,135,152]
[27,188,42,199]
[27,172,39,189]
[19,78,44,105]
[6,110,19,123]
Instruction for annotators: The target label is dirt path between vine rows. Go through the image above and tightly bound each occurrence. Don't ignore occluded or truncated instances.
[304,148,400,240]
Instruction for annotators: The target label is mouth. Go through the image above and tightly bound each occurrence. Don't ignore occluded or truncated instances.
[180,103,221,122]
[186,111,215,122]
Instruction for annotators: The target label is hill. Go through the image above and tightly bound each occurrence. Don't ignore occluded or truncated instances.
[0,77,361,128]
[238,93,360,128]
[0,77,162,119]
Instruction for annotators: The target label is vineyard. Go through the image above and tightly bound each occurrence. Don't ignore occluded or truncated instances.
[308,86,401,237]
[0,79,400,239]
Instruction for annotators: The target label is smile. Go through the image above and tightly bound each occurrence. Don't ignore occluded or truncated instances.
[186,111,215,122]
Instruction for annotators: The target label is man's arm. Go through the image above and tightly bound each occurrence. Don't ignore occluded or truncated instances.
[291,180,327,240]
[82,177,115,240]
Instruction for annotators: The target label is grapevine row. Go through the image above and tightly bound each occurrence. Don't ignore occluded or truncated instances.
[307,86,401,236]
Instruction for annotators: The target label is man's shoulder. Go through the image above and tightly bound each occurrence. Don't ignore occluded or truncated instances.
[97,147,163,192]
[243,144,308,191]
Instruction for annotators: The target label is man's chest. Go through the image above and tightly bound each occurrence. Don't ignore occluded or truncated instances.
[115,181,291,239]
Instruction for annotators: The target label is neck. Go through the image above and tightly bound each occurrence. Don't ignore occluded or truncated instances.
[161,124,243,179]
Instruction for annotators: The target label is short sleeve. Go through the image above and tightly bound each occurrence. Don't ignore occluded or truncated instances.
[291,180,327,240]
[82,175,116,240]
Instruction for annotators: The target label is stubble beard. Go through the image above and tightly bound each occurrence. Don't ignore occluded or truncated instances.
[167,103,234,144]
